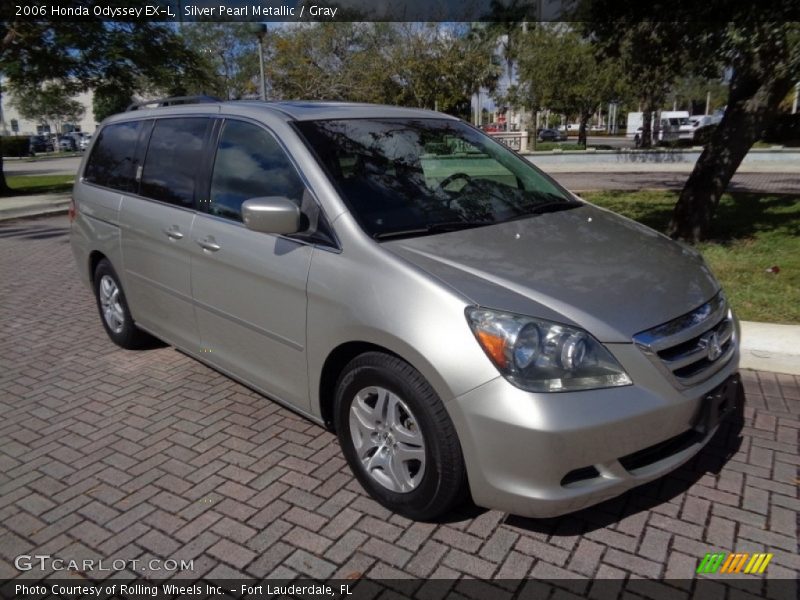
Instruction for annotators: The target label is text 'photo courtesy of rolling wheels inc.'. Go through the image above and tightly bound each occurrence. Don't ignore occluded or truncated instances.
[0,1,799,600]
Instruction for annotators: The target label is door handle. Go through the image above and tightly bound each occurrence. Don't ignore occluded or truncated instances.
[163,226,184,240]
[196,237,221,252]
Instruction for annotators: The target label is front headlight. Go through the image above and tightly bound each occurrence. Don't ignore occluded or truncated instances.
[465,307,632,392]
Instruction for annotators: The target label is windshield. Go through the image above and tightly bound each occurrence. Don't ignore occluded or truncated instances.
[294,118,578,239]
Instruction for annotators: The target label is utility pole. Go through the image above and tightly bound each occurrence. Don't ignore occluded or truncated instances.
[705,91,711,115]
[250,23,268,101]
[793,82,799,114]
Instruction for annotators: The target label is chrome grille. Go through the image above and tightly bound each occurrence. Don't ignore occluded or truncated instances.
[633,293,736,387]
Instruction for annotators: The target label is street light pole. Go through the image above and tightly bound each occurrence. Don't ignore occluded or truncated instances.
[250,23,268,101]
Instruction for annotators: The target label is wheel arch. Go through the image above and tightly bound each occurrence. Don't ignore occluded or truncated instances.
[317,335,457,433]
[88,250,107,283]
[318,341,403,431]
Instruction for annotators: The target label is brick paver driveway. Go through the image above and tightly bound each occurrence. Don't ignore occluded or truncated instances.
[1,215,798,588]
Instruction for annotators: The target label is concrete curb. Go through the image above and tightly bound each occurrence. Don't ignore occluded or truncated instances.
[0,202,70,221]
[740,321,800,376]
[0,194,71,222]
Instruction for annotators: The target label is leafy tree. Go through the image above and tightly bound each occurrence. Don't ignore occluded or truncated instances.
[516,25,624,146]
[267,23,499,118]
[580,0,800,241]
[667,20,800,241]
[668,75,728,114]
[387,24,500,116]
[267,23,394,102]
[0,18,208,194]
[92,83,134,123]
[9,83,85,133]
[478,1,537,82]
[180,22,260,100]
[584,20,688,148]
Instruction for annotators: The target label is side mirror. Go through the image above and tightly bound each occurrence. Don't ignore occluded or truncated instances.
[241,197,302,235]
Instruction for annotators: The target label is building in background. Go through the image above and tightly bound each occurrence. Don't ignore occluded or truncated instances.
[0,86,97,137]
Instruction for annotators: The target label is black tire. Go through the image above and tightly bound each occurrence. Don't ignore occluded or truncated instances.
[334,352,467,520]
[93,259,154,349]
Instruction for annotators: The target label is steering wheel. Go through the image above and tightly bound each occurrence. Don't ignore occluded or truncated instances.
[437,172,472,192]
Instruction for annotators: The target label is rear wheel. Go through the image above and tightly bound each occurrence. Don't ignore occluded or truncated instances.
[93,259,154,349]
[334,352,467,520]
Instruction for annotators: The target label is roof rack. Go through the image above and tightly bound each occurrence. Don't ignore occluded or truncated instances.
[126,95,221,112]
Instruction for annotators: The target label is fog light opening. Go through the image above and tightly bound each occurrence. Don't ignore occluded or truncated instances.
[560,465,601,487]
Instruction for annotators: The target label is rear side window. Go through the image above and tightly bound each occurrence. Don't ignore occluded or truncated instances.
[83,121,141,192]
[140,118,208,207]
[209,120,305,221]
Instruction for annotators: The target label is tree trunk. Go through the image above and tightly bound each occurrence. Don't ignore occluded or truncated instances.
[578,115,590,147]
[0,88,13,196]
[640,108,653,148]
[667,73,794,242]
[0,142,12,197]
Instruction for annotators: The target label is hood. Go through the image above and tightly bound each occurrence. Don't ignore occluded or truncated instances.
[382,204,719,342]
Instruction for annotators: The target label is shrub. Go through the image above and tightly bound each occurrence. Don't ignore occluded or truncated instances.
[1,136,31,158]
[761,113,800,145]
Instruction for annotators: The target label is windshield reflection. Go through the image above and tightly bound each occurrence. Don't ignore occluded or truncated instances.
[295,118,578,239]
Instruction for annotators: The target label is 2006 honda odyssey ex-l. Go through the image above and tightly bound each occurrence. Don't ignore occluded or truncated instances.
[71,99,740,520]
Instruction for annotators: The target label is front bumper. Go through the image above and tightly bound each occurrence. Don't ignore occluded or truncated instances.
[447,343,740,518]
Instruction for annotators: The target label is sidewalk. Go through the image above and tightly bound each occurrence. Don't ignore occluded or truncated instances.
[740,321,800,375]
[1,195,799,375]
[0,192,70,221]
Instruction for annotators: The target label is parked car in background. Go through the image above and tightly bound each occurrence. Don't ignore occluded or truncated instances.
[537,128,567,142]
[72,99,740,521]
[688,115,723,142]
[28,135,54,155]
[67,131,84,147]
[79,134,93,151]
[59,136,78,152]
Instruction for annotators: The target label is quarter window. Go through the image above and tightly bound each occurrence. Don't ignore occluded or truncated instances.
[209,120,305,221]
[83,121,141,192]
[140,118,208,207]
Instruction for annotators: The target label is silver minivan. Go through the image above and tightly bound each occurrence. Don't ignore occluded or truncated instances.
[71,99,740,520]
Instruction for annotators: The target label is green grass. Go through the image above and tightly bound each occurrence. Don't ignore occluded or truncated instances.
[582,190,800,324]
[532,142,586,151]
[6,174,75,195]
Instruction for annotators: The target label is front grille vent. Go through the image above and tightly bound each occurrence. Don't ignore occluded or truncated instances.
[633,293,736,387]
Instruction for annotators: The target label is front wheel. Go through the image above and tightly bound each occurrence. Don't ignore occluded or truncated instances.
[334,352,467,520]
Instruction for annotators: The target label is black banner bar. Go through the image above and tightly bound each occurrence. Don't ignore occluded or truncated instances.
[3,0,800,23]
[2,578,798,600]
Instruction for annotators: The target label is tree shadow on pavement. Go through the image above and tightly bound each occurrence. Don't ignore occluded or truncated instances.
[0,224,68,240]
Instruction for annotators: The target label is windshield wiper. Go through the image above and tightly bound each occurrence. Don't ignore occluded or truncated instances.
[497,198,583,224]
[527,198,583,214]
[373,220,490,241]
